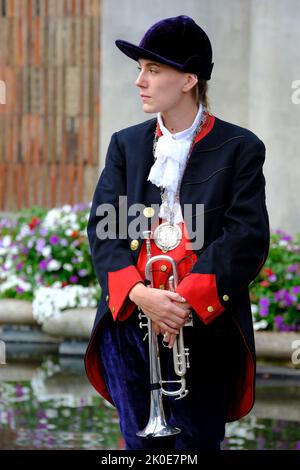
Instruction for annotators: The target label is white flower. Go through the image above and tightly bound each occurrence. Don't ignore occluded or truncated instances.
[63,263,73,272]
[0,275,31,293]
[41,246,51,257]
[251,304,258,314]
[64,228,73,236]
[62,204,72,213]
[42,208,61,229]
[16,224,31,240]
[10,246,19,255]
[47,259,62,271]
[52,281,62,288]
[253,319,268,330]
[279,240,288,247]
[27,239,34,248]
[32,285,99,324]
[4,259,13,270]
[2,235,11,247]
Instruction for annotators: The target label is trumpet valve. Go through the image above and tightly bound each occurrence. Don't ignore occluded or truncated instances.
[138,310,149,332]
[185,312,193,327]
[185,348,190,368]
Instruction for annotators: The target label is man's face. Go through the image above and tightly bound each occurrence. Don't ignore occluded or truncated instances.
[135,58,189,114]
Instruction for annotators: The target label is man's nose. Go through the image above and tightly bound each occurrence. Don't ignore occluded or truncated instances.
[135,71,147,87]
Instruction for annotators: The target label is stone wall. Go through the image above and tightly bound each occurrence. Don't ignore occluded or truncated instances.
[99,0,300,234]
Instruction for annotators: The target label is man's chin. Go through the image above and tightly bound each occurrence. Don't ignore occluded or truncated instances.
[142,104,157,114]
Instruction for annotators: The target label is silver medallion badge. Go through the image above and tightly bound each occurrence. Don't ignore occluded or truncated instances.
[153,222,182,252]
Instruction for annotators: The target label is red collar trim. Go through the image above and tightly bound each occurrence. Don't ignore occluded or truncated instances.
[155,111,215,144]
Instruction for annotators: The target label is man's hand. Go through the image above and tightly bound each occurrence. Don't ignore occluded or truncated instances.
[129,282,192,337]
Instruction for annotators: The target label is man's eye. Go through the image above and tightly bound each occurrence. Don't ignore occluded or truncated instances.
[150,69,158,74]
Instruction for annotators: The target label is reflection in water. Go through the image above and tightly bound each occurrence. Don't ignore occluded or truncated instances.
[0,355,300,450]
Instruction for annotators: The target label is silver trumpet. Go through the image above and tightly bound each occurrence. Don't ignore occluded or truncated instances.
[136,230,192,438]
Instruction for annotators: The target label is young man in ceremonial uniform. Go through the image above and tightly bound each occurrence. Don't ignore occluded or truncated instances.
[85,15,270,450]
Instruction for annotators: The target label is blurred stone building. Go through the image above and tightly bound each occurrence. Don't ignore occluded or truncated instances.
[0,0,100,210]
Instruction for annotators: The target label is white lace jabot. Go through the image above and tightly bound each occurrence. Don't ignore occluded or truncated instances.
[147,103,203,223]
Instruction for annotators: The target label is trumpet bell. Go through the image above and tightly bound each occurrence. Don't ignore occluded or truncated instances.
[136,417,180,438]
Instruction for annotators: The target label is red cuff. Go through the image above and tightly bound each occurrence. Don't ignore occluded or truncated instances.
[108,265,143,321]
[176,273,225,324]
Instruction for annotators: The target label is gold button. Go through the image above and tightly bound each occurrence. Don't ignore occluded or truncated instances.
[105,295,109,302]
[111,307,115,313]
[143,207,155,218]
[207,306,214,313]
[223,295,229,302]
[160,265,167,272]
[159,284,165,290]
[130,239,139,251]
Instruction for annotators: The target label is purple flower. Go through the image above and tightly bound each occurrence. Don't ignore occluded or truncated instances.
[60,238,68,246]
[37,409,47,419]
[282,235,293,241]
[15,384,24,397]
[268,274,277,282]
[16,286,24,293]
[78,269,88,277]
[0,217,11,228]
[69,275,78,283]
[73,202,89,212]
[39,259,48,271]
[275,229,286,236]
[274,315,284,329]
[16,262,24,271]
[39,227,48,236]
[36,238,46,252]
[71,257,79,264]
[291,286,300,295]
[37,422,47,430]
[287,264,298,272]
[295,441,300,450]
[49,235,59,245]
[257,435,266,450]
[274,289,296,307]
[259,297,270,317]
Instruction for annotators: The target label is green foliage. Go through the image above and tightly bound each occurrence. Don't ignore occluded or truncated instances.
[250,231,300,331]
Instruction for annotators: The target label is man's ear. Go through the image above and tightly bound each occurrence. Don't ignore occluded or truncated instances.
[183,73,198,92]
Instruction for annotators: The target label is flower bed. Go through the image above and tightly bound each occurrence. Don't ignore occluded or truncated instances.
[0,205,99,324]
[0,206,299,331]
[250,230,300,332]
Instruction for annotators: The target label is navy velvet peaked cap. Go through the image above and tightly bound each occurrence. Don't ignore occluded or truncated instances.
[115,15,214,80]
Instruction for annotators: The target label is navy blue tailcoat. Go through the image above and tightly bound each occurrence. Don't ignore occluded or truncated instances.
[85,114,270,421]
